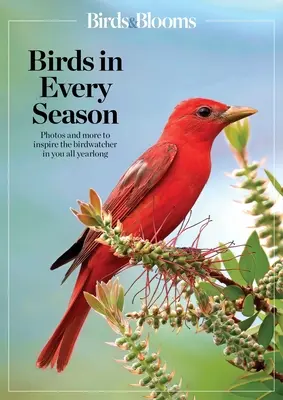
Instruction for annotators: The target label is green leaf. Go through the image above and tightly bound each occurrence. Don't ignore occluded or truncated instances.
[83,292,106,316]
[212,256,222,270]
[117,285,124,312]
[256,392,272,400]
[278,335,283,358]
[239,312,259,331]
[224,124,242,151]
[223,285,244,301]
[198,281,223,296]
[229,371,272,391]
[278,313,283,332]
[224,119,250,153]
[210,257,222,282]
[246,323,261,336]
[219,243,246,285]
[275,292,283,300]
[239,233,257,285]
[237,118,250,149]
[242,294,255,317]
[264,358,274,375]
[265,169,283,196]
[258,313,275,348]
[263,380,283,397]
[248,231,269,283]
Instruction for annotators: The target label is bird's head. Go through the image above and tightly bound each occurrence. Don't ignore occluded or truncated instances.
[162,97,257,145]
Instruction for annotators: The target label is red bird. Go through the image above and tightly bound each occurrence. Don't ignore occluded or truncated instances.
[37,98,257,372]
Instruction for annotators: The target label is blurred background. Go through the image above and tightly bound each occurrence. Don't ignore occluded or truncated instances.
[1,0,283,399]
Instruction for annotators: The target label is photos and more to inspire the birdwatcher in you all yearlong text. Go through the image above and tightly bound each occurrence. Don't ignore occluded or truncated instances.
[3,1,283,400]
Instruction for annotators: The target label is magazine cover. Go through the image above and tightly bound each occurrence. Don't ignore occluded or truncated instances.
[2,1,283,399]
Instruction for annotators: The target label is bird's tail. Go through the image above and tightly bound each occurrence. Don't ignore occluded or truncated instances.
[36,264,94,372]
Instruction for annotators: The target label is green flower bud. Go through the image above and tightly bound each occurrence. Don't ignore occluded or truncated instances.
[132,361,142,370]
[115,337,127,346]
[213,336,224,345]
[247,361,256,370]
[148,382,157,389]
[155,370,164,378]
[136,366,146,374]
[131,332,141,341]
[212,304,220,312]
[113,226,122,234]
[224,346,233,356]
[159,374,172,385]
[136,341,147,351]
[234,357,243,366]
[125,352,136,362]
[153,318,160,330]
[139,376,152,386]
[145,354,158,364]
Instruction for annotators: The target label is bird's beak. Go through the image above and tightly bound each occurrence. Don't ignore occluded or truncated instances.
[222,106,258,123]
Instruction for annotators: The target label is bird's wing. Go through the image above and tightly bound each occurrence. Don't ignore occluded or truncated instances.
[53,142,178,283]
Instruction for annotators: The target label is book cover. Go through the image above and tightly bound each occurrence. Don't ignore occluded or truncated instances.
[2,1,283,399]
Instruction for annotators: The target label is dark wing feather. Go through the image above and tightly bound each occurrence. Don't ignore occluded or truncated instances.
[50,229,89,270]
[57,142,177,283]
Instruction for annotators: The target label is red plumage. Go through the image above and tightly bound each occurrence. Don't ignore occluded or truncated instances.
[36,98,256,372]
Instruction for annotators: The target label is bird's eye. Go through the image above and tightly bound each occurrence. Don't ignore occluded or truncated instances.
[196,106,212,118]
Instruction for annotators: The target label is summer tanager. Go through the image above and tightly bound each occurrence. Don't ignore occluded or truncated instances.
[37,98,257,372]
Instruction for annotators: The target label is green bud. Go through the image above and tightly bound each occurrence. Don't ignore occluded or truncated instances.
[136,366,146,374]
[139,376,152,386]
[132,361,142,370]
[125,352,136,362]
[154,246,163,254]
[136,341,147,351]
[113,226,122,234]
[145,354,158,364]
[247,361,256,370]
[153,318,160,330]
[159,374,172,385]
[131,332,141,341]
[234,357,243,366]
[224,346,233,356]
[142,255,152,265]
[115,337,127,346]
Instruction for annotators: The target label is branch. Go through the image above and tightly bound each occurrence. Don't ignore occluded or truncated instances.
[209,270,276,314]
